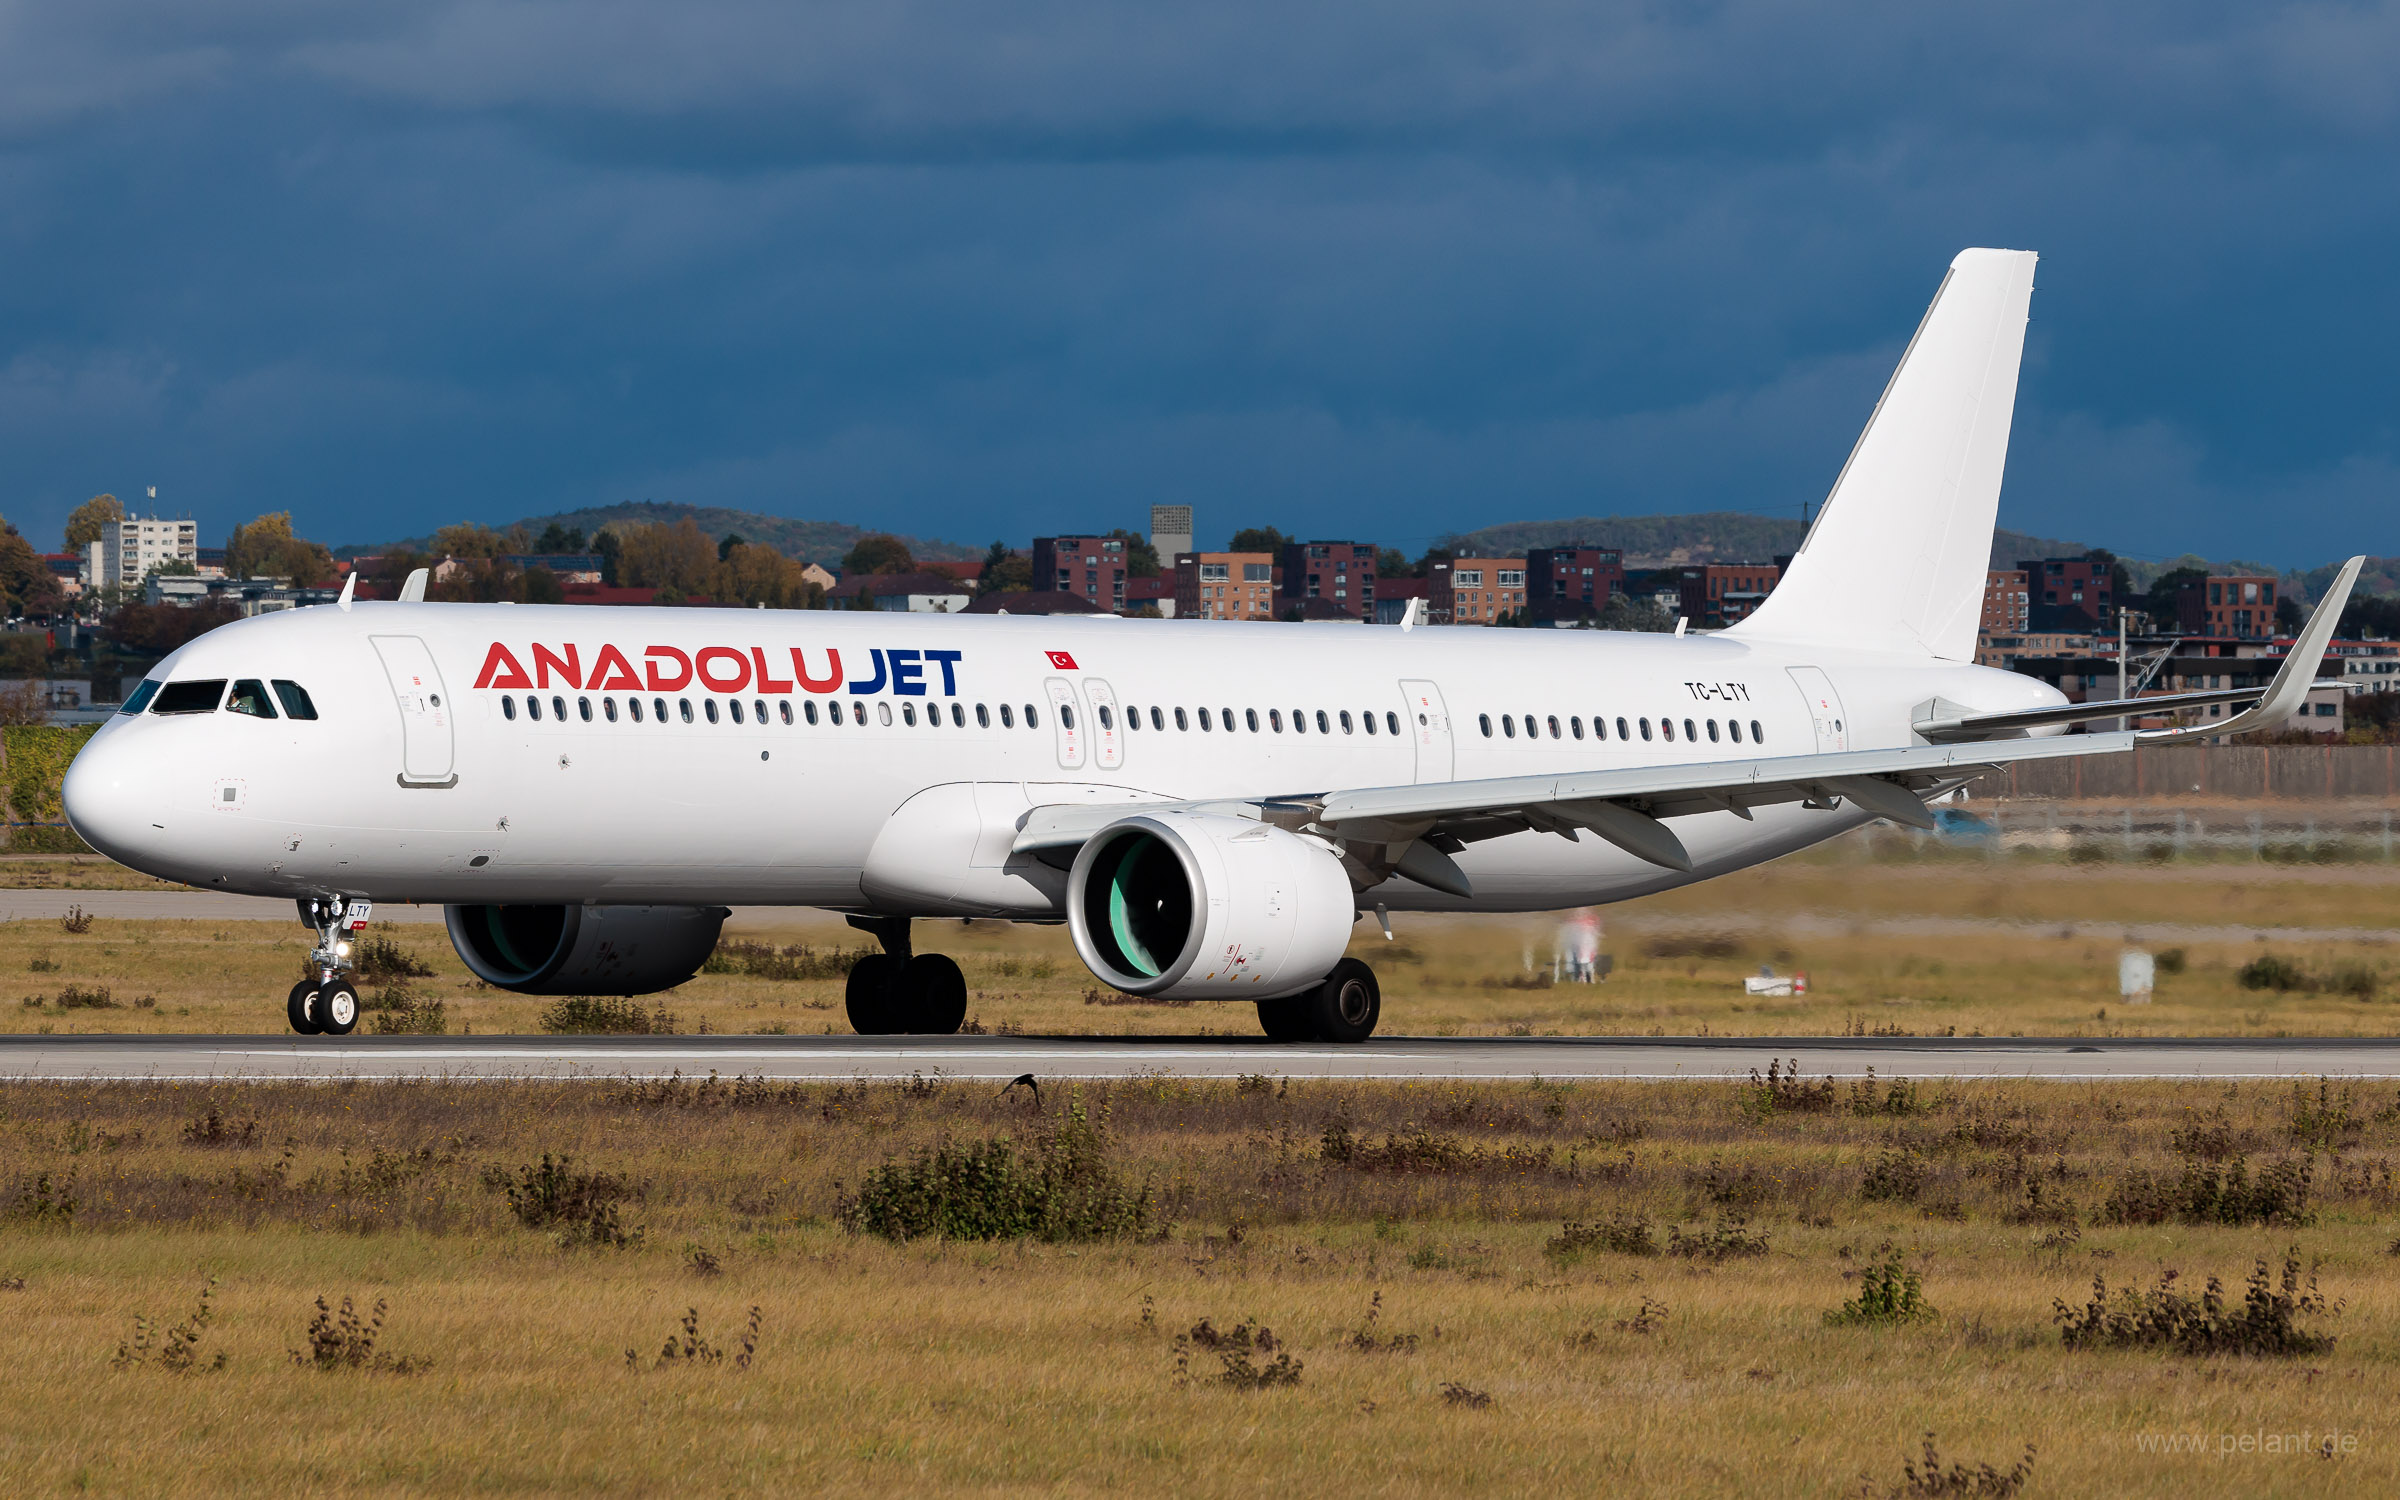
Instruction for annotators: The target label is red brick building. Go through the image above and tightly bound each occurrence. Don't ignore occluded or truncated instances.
[2020,557,2116,627]
[1982,569,2030,632]
[1675,562,1781,625]
[1032,535,1129,611]
[1174,552,1278,620]
[2176,574,2279,639]
[1429,557,1525,625]
[1526,546,1627,624]
[1277,541,1377,619]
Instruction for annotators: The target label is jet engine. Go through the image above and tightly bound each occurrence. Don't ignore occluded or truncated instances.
[444,903,728,996]
[1067,811,1355,1001]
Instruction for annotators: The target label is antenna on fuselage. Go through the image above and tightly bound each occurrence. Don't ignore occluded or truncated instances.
[336,572,355,612]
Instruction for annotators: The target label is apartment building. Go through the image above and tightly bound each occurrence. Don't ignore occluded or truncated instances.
[2175,574,2280,639]
[1174,552,1277,620]
[1525,546,1627,624]
[1675,562,1782,626]
[1032,534,1130,611]
[1277,541,1377,619]
[1982,569,2030,632]
[1429,557,1525,625]
[89,516,198,588]
[2021,556,2116,628]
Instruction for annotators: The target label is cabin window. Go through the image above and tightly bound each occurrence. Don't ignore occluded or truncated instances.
[1339,710,1354,734]
[1270,709,1284,732]
[153,679,227,715]
[852,702,867,726]
[1098,705,1113,729]
[502,695,518,721]
[877,702,893,726]
[270,681,318,720]
[680,698,694,723]
[1145,707,1160,730]
[1361,711,1376,736]
[951,703,965,727]
[1570,716,1584,740]
[781,701,794,725]
[1246,709,1260,732]
[1000,704,1014,728]
[1222,707,1235,731]
[653,698,668,722]
[1727,719,1740,743]
[1174,707,1188,731]
[1638,717,1651,741]
[804,700,819,725]
[1502,715,1516,739]
[704,699,720,724]
[898,702,913,726]
[1026,705,1040,729]
[1062,704,1077,730]
[1385,712,1399,736]
[1615,717,1628,740]
[551,696,566,721]
[227,680,277,719]
[1315,710,1330,734]
[1706,719,1719,742]
[578,696,593,723]
[629,697,644,723]
[731,700,747,724]
[120,680,162,715]
[1197,708,1211,731]
[1750,719,1764,744]
[1547,715,1561,739]
[1684,718,1697,742]
[976,703,990,728]
[1293,709,1307,735]
[526,695,543,722]
[1661,718,1675,742]
[1478,713,1491,737]
[603,698,619,723]
[756,699,768,724]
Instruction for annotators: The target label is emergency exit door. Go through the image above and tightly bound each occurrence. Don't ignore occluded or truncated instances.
[1399,679,1454,781]
[372,635,456,786]
[1786,666,1849,754]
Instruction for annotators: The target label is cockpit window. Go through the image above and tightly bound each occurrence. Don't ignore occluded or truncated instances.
[226,680,278,719]
[150,680,227,715]
[271,681,319,721]
[119,681,161,715]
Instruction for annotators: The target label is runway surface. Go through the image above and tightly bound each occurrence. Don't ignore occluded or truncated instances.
[8,1033,2400,1082]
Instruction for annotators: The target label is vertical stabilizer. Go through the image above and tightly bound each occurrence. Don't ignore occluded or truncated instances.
[1731,248,2037,661]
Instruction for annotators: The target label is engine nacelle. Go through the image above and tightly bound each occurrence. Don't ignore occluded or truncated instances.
[1067,812,1355,1001]
[444,903,728,996]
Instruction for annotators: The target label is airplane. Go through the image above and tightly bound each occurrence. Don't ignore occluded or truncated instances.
[61,248,2365,1043]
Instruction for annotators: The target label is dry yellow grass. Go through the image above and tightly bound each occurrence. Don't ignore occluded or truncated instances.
[1,1074,2394,1495]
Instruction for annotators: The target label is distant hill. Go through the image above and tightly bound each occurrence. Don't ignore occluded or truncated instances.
[1437,512,2097,573]
[340,501,981,568]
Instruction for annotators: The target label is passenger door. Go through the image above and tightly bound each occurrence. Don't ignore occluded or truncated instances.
[1082,678,1124,770]
[1043,677,1087,770]
[1786,666,1849,754]
[1399,679,1454,782]
[372,635,456,786]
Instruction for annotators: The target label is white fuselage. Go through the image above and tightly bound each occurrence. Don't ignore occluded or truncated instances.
[62,602,2065,914]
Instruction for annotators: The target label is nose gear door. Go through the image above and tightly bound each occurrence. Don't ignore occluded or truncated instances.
[372,635,457,786]
[1399,679,1454,782]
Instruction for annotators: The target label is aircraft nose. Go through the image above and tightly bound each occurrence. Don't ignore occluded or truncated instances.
[62,724,160,866]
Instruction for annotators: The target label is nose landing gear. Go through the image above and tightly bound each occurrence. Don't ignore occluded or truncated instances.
[843,915,969,1036]
[290,896,369,1038]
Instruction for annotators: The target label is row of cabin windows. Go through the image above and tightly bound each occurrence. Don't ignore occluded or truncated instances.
[1113,705,1403,737]
[122,678,320,720]
[500,693,1045,730]
[1477,711,1764,747]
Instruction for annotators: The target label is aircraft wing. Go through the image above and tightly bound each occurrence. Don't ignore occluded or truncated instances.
[1014,728,2135,895]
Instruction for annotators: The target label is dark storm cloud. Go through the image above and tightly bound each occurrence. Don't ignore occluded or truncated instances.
[3,2,2397,564]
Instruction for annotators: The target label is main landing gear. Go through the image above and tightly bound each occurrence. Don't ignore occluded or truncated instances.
[843,915,968,1036]
[1256,958,1382,1044]
[288,895,368,1038]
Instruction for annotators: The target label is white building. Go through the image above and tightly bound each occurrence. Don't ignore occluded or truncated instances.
[92,517,198,587]
[1149,505,1194,569]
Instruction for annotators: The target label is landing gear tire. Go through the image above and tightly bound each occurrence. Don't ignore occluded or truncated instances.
[287,981,323,1036]
[317,982,361,1036]
[1255,997,1313,1042]
[898,954,968,1035]
[1300,958,1381,1044]
[845,953,904,1035]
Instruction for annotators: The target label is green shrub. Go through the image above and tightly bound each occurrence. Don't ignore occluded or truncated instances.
[4,725,96,852]
[1548,1213,1658,1258]
[1828,1247,1937,1326]
[539,996,677,1035]
[2055,1250,2338,1356]
[2239,955,2309,993]
[2099,1153,2313,1227]
[839,1096,1154,1243]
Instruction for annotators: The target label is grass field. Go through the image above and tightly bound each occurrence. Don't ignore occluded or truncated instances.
[1,1073,2392,1495]
[5,849,2397,1037]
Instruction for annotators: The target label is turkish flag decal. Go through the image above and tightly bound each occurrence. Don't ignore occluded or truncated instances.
[1045,650,1079,670]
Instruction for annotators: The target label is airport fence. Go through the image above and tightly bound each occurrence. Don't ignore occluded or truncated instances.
[1962,742,2400,803]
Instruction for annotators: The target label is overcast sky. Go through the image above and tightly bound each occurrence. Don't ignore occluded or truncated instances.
[3,2,2395,565]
